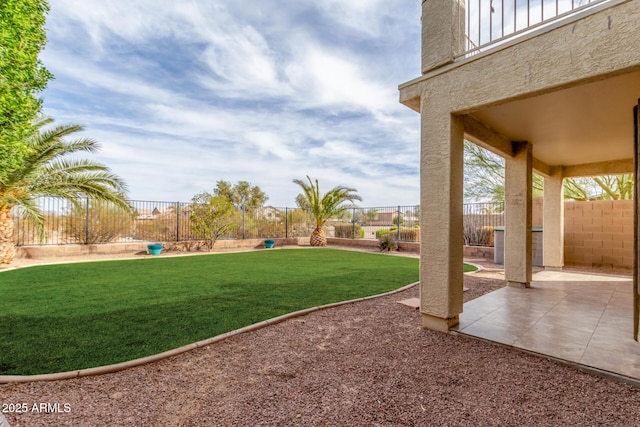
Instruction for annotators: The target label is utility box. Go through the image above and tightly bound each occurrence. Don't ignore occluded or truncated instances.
[493,226,543,267]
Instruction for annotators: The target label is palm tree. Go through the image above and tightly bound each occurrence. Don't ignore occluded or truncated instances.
[293,175,362,247]
[0,116,131,265]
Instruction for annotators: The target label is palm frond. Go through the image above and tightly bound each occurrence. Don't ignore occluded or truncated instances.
[0,116,132,239]
[9,197,45,234]
[293,175,361,228]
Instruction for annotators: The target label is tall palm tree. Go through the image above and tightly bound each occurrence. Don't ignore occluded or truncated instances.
[0,116,131,265]
[293,175,362,247]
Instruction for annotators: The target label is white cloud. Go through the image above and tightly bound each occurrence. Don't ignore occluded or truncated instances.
[42,0,422,206]
[47,1,181,52]
[285,46,397,114]
[244,131,297,161]
[40,48,183,105]
[315,0,397,37]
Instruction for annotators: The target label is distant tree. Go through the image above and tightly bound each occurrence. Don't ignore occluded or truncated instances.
[364,208,379,222]
[212,180,233,203]
[189,193,236,250]
[293,176,362,247]
[334,210,352,222]
[392,214,404,226]
[351,210,366,224]
[213,180,268,210]
[464,140,540,202]
[0,0,53,182]
[463,140,633,202]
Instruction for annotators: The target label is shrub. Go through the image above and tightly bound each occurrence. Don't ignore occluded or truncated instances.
[64,201,134,244]
[376,227,420,241]
[375,227,397,239]
[378,233,398,251]
[232,216,285,239]
[189,193,236,250]
[463,218,495,246]
[482,226,495,246]
[133,216,178,242]
[399,227,420,242]
[334,223,364,239]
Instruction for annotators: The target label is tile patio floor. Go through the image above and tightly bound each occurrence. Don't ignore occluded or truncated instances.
[453,270,640,381]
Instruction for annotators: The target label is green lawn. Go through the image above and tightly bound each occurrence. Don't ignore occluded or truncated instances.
[0,248,422,375]
[464,263,478,273]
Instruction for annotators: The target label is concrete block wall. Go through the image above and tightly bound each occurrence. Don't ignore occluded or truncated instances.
[467,198,633,270]
[326,238,420,253]
[463,245,494,260]
[564,200,633,270]
[14,238,306,260]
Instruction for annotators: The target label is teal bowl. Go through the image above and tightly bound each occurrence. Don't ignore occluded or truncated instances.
[147,243,163,255]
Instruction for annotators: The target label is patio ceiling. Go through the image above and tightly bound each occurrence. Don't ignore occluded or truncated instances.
[468,70,640,174]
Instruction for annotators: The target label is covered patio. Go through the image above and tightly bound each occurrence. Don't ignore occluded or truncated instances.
[399,0,640,383]
[455,269,639,381]
[399,3,639,328]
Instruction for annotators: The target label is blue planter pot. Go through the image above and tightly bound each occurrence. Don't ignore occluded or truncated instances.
[264,239,275,249]
[147,243,163,255]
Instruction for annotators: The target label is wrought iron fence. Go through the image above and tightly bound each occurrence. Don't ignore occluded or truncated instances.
[459,0,614,57]
[11,198,505,247]
[330,205,420,241]
[463,201,504,246]
[11,199,318,246]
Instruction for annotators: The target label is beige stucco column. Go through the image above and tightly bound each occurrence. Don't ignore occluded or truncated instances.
[504,142,533,288]
[543,171,564,270]
[420,102,464,332]
[421,0,465,73]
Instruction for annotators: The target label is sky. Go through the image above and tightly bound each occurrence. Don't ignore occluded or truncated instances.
[39,0,423,207]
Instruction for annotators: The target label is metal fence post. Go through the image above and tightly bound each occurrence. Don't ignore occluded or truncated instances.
[397,205,401,242]
[84,197,90,244]
[242,205,245,240]
[352,207,356,239]
[175,202,180,242]
[285,207,288,238]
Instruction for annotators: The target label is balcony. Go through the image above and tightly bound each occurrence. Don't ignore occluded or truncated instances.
[460,0,618,58]
[403,0,639,178]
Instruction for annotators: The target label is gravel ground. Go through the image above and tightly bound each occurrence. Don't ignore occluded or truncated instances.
[2,255,640,426]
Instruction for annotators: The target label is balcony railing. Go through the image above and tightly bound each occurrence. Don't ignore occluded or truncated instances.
[458,0,616,58]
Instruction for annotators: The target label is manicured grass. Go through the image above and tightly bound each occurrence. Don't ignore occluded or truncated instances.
[0,249,420,375]
[463,263,478,273]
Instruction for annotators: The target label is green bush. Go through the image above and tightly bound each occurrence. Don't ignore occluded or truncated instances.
[375,227,397,239]
[334,223,364,239]
[377,227,419,241]
[189,193,236,250]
